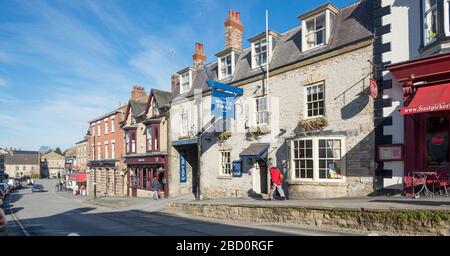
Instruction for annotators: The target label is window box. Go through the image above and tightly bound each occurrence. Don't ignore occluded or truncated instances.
[217,131,232,142]
[247,125,271,139]
[298,117,328,132]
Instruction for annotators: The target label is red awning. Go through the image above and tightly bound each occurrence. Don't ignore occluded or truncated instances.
[69,173,87,182]
[400,83,450,115]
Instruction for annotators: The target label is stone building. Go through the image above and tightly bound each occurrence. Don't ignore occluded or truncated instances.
[76,135,89,172]
[40,151,66,178]
[122,86,172,198]
[4,151,41,178]
[169,1,376,199]
[373,0,450,195]
[87,104,127,197]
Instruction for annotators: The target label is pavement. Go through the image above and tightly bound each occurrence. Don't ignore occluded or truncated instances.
[3,179,367,236]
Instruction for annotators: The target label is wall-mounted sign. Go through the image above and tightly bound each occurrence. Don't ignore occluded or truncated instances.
[377,144,404,162]
[232,160,242,177]
[211,89,235,119]
[370,79,378,99]
[180,151,187,183]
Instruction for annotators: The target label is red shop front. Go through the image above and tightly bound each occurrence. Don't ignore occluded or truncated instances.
[388,53,450,194]
[124,154,168,198]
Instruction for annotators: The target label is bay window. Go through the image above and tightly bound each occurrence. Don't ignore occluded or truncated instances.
[146,126,152,151]
[292,137,344,181]
[423,0,438,45]
[125,129,136,154]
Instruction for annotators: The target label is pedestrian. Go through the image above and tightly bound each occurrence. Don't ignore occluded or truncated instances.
[151,177,161,200]
[268,162,286,201]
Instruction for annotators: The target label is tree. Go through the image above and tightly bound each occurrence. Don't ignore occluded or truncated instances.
[54,147,63,155]
[39,146,52,154]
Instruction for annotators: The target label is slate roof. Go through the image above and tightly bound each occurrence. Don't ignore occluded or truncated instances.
[4,151,40,165]
[130,100,148,118]
[89,105,126,124]
[152,89,172,109]
[172,0,373,101]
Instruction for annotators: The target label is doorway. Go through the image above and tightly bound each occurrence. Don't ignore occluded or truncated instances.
[259,159,268,194]
[424,113,450,172]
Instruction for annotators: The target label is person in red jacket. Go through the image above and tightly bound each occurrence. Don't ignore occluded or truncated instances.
[268,162,286,200]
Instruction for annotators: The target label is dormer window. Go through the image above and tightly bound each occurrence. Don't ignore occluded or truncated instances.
[423,0,438,45]
[152,100,158,116]
[179,71,191,94]
[249,31,279,70]
[254,39,267,66]
[299,3,338,52]
[219,54,233,79]
[305,14,326,49]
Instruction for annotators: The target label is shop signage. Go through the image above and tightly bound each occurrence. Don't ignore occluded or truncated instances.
[377,144,404,162]
[207,80,243,120]
[125,156,165,165]
[180,151,187,183]
[232,160,242,177]
[370,79,378,99]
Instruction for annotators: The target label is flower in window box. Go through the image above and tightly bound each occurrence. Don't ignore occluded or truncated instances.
[298,117,328,132]
[217,131,232,141]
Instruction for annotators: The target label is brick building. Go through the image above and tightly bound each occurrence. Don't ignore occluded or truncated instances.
[122,86,171,198]
[169,1,375,199]
[87,104,127,197]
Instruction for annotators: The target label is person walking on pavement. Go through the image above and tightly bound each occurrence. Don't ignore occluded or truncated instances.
[268,162,286,200]
[151,177,162,200]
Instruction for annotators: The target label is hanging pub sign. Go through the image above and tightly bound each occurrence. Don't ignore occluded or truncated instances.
[232,160,243,177]
[211,90,235,119]
[377,144,404,162]
[207,80,243,120]
[370,79,378,99]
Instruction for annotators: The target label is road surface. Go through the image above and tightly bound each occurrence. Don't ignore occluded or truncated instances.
[5,179,365,236]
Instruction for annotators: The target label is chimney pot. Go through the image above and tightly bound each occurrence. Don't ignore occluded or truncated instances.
[192,42,206,68]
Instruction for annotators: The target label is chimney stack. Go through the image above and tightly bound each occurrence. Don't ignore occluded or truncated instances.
[131,85,148,102]
[192,42,206,68]
[224,10,243,51]
[171,74,179,94]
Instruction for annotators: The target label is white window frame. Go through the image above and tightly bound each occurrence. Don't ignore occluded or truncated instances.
[179,71,192,94]
[303,13,326,51]
[97,121,101,136]
[97,143,101,160]
[181,111,189,137]
[104,142,109,160]
[111,140,116,159]
[218,53,234,80]
[301,10,335,52]
[146,126,152,150]
[251,38,268,69]
[255,96,269,126]
[110,116,115,133]
[291,137,346,183]
[152,100,158,116]
[219,151,232,176]
[305,82,325,118]
[104,118,108,135]
[423,0,439,46]
[445,0,450,36]
[91,144,95,160]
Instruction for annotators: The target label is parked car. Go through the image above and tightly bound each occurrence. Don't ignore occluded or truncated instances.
[31,184,44,193]
[0,208,7,236]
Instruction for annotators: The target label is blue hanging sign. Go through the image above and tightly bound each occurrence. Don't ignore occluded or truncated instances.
[180,151,187,183]
[211,89,235,119]
[207,80,243,95]
[232,160,243,177]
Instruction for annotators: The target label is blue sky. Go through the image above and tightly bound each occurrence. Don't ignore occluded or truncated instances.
[0,0,356,151]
